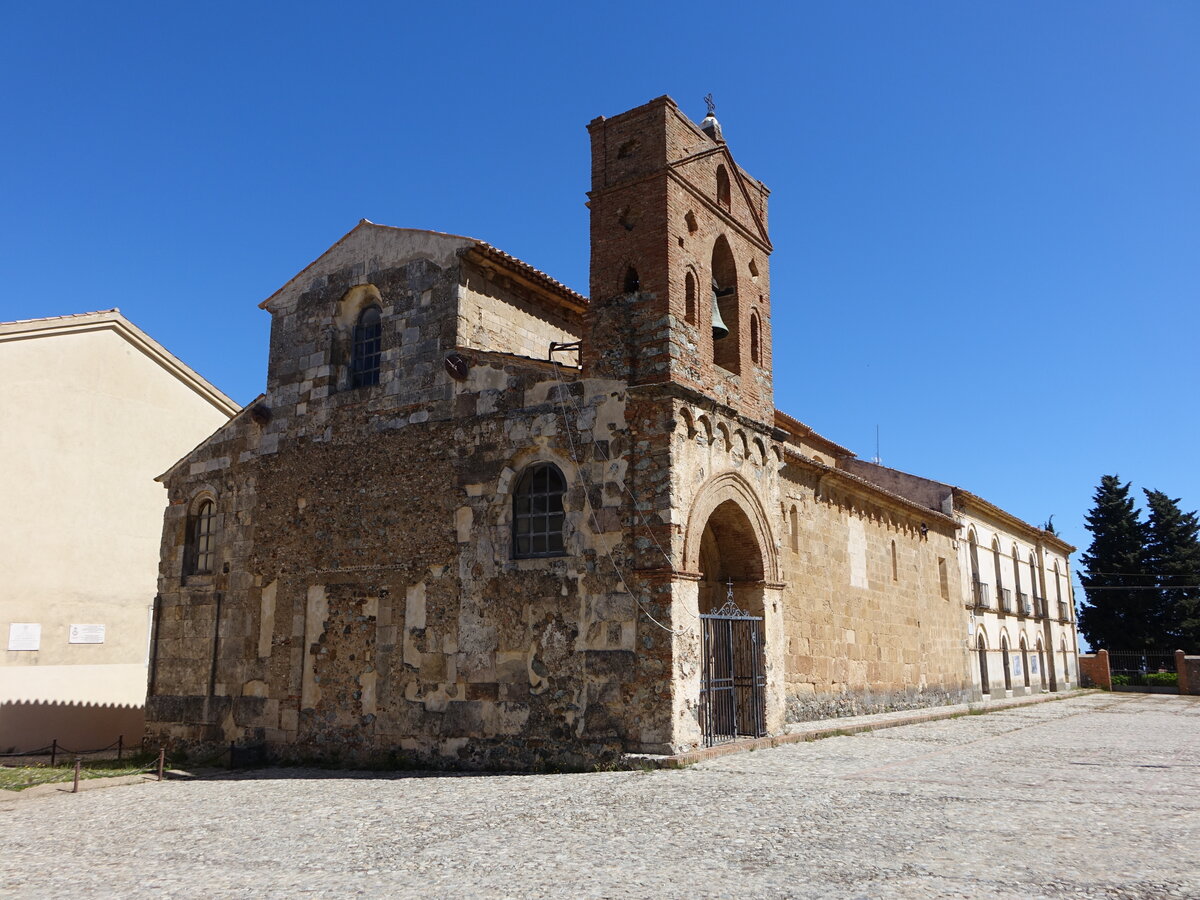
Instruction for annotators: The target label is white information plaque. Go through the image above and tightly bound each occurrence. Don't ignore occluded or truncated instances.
[69,624,106,644]
[8,623,41,651]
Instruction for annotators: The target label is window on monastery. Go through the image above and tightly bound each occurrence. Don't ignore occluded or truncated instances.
[750,311,761,364]
[992,539,1006,611]
[685,271,697,323]
[938,557,949,600]
[624,266,640,294]
[351,305,382,387]
[891,540,898,581]
[789,505,799,552]
[184,499,216,576]
[1012,544,1023,608]
[513,463,567,559]
[1029,554,1041,615]
[716,165,731,211]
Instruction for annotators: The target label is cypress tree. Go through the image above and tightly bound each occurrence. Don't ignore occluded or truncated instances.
[1077,476,1149,650]
[1142,489,1200,652]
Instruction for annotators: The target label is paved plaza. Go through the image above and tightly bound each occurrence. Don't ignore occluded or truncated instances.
[2,692,1197,899]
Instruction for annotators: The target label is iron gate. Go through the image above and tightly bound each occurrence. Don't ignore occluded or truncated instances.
[1108,650,1179,693]
[699,597,766,747]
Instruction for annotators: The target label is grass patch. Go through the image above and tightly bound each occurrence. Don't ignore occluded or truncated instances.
[0,754,161,792]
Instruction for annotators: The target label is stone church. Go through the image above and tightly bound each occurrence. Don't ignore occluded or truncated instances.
[146,96,1076,769]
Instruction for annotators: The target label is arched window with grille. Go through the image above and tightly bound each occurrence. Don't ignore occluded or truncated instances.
[351,305,382,387]
[184,498,216,576]
[513,463,567,558]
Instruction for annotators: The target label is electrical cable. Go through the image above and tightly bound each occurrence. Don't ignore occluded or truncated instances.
[549,361,693,635]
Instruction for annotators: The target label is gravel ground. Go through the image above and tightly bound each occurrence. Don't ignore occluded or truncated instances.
[2,692,1197,899]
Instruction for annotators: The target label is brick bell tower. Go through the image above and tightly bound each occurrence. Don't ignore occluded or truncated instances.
[584,95,774,424]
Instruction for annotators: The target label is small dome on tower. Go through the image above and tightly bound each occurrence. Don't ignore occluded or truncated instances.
[700,93,723,142]
[700,112,723,142]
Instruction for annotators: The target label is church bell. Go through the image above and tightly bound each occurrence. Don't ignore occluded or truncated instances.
[711,281,731,342]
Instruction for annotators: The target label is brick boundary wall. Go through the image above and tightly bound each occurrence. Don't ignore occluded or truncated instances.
[1176,650,1200,696]
[1078,649,1111,690]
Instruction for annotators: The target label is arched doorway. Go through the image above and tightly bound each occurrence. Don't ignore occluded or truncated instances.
[1001,635,1012,692]
[977,633,990,695]
[695,498,767,745]
[698,499,765,612]
[1035,638,1046,692]
[1020,637,1031,690]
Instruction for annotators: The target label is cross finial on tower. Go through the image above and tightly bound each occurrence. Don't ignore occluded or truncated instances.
[704,93,716,117]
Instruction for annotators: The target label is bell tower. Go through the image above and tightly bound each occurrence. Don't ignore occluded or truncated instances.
[584,95,774,425]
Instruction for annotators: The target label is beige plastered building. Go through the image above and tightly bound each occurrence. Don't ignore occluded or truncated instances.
[0,310,238,751]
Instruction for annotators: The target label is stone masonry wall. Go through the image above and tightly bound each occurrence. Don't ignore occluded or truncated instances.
[777,464,971,721]
[148,248,670,770]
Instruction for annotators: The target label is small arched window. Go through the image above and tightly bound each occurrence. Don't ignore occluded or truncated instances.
[750,311,761,364]
[184,499,216,576]
[789,505,799,552]
[685,271,697,323]
[513,463,567,558]
[716,165,731,210]
[351,305,382,387]
[624,266,640,294]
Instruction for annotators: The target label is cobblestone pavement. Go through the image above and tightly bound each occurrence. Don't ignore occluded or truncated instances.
[2,692,1198,899]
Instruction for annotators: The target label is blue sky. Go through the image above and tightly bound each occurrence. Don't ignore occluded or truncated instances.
[2,1,1197,600]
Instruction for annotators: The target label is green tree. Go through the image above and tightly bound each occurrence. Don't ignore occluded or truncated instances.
[1142,489,1200,652]
[1077,476,1150,650]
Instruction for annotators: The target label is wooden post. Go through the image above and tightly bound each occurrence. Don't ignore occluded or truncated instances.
[50,739,57,767]
[157,747,165,781]
[72,758,81,793]
[117,735,123,760]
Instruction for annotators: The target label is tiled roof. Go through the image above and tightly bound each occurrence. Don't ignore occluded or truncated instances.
[463,242,588,312]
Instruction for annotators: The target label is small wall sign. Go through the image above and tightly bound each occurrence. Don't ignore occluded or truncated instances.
[8,623,41,651]
[69,624,106,644]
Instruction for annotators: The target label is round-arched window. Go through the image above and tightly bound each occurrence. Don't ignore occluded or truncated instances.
[513,463,567,558]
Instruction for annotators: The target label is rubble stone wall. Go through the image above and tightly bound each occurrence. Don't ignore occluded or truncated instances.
[148,252,677,770]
